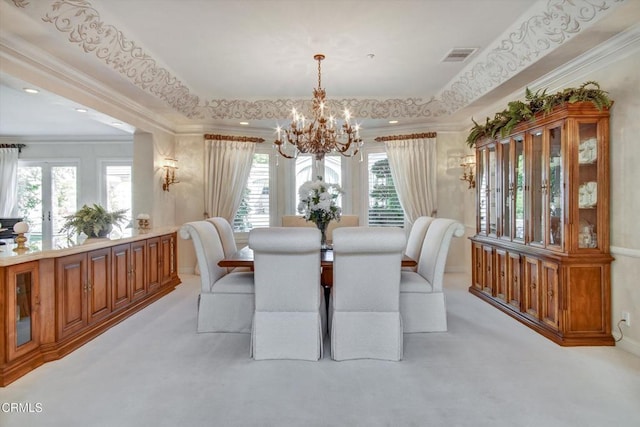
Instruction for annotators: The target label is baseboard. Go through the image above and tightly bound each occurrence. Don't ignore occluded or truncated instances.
[615,336,640,357]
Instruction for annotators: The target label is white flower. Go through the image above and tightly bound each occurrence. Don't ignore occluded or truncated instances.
[297,177,344,225]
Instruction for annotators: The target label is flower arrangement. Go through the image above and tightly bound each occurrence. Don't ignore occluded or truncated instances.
[297,177,343,246]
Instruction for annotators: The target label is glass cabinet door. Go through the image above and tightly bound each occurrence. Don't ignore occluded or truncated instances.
[478,148,488,234]
[488,145,497,236]
[529,129,544,246]
[513,135,525,241]
[577,121,599,249]
[6,262,40,361]
[547,124,564,249]
[500,139,511,239]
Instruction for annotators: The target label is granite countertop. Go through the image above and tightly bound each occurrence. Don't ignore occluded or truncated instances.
[0,226,179,267]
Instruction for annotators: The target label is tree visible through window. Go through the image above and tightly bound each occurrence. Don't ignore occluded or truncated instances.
[367,153,404,227]
[233,153,270,231]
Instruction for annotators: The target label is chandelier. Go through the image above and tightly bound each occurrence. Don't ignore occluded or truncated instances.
[274,54,362,161]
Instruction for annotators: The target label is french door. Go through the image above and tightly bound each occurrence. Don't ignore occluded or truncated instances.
[17,161,78,243]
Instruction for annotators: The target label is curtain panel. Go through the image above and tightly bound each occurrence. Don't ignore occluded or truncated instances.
[384,137,437,224]
[0,147,20,217]
[203,138,255,223]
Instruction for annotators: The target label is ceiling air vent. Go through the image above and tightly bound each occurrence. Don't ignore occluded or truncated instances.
[442,48,478,63]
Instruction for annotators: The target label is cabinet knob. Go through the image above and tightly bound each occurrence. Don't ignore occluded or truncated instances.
[531,282,536,289]
[547,290,554,297]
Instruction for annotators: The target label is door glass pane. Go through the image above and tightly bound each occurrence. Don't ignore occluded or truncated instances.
[488,146,497,235]
[548,126,563,247]
[16,272,33,347]
[323,155,342,207]
[52,166,78,239]
[295,155,314,211]
[514,135,525,240]
[578,122,598,248]
[105,165,132,227]
[478,150,487,234]
[17,166,43,240]
[530,130,544,245]
[501,140,511,239]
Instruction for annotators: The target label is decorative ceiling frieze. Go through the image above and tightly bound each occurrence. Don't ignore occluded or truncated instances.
[438,0,626,113]
[10,0,626,121]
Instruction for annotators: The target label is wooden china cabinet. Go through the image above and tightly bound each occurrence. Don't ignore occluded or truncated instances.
[469,102,613,346]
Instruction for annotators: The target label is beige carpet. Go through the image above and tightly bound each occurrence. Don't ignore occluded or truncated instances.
[1,273,639,427]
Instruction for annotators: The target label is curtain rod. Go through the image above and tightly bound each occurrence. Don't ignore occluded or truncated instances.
[204,134,264,143]
[0,143,26,153]
[374,132,437,142]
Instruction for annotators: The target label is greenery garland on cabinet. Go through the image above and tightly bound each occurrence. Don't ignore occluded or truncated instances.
[466,81,612,147]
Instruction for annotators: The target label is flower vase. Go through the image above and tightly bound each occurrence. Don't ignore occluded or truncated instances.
[316,221,330,250]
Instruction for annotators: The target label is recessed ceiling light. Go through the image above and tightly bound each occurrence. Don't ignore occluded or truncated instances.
[23,88,39,94]
[75,108,88,113]
[239,121,249,126]
[388,120,399,124]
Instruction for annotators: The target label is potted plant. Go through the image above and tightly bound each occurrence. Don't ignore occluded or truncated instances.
[61,204,128,238]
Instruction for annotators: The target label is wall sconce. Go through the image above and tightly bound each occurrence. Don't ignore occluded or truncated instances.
[460,154,476,189]
[162,158,179,191]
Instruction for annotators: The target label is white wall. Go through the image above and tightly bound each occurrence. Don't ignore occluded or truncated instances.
[17,140,132,207]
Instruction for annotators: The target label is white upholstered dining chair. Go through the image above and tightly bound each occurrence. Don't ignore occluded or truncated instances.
[403,216,435,271]
[206,217,250,273]
[400,218,465,333]
[330,227,406,361]
[249,227,326,360]
[180,221,254,333]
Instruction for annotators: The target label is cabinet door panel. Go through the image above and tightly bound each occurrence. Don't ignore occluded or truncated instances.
[56,253,87,339]
[495,249,507,302]
[523,257,540,319]
[131,240,147,300]
[147,237,161,292]
[507,252,522,311]
[482,246,494,295]
[471,243,483,291]
[160,234,174,285]
[566,266,606,333]
[541,261,560,330]
[87,248,111,325]
[112,244,131,311]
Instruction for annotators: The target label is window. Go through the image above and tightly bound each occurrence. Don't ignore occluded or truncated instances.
[102,162,132,226]
[294,155,343,212]
[17,161,78,242]
[233,153,271,231]
[367,152,404,227]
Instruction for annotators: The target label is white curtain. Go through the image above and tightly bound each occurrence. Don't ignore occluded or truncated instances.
[0,147,20,217]
[204,138,255,223]
[385,137,437,224]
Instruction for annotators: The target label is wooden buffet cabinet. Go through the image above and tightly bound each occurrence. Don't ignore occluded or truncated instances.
[469,102,614,346]
[0,229,180,386]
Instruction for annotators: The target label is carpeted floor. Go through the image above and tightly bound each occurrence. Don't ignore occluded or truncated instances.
[1,273,639,427]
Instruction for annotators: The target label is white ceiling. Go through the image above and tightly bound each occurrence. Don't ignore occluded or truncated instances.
[1,0,639,139]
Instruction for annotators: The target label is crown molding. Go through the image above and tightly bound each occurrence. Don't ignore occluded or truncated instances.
[0,37,176,136]
[0,135,133,144]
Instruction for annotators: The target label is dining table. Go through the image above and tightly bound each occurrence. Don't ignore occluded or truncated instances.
[218,246,417,287]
